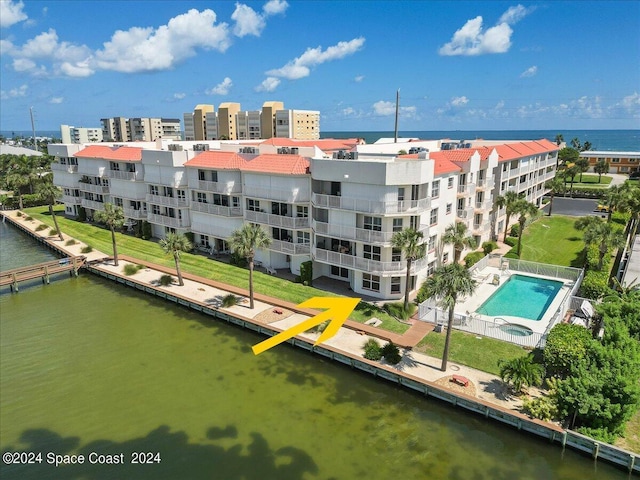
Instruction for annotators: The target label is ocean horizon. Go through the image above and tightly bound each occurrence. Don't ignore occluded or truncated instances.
[2,128,638,152]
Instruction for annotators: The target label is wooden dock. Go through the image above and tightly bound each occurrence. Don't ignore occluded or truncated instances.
[0,256,86,292]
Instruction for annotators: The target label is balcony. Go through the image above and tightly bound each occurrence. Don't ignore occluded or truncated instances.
[52,163,78,173]
[456,207,474,219]
[312,247,428,275]
[81,199,106,211]
[109,170,143,181]
[312,193,430,214]
[191,201,242,217]
[312,221,429,245]
[475,178,493,190]
[269,239,311,255]
[147,213,190,229]
[189,179,242,195]
[457,183,476,197]
[62,195,82,205]
[474,199,492,211]
[245,185,310,203]
[78,183,109,194]
[123,207,147,220]
[472,222,490,235]
[145,194,188,208]
[245,210,309,229]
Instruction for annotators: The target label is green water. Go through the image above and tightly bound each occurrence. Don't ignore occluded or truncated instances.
[0,222,629,479]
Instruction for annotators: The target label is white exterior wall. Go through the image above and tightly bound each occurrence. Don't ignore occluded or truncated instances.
[243,172,311,203]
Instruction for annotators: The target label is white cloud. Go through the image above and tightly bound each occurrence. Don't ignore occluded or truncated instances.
[1,0,28,28]
[49,97,63,104]
[232,1,288,37]
[255,76,281,92]
[439,5,534,56]
[207,77,233,95]
[60,60,94,77]
[621,92,640,111]
[0,84,28,100]
[342,107,356,116]
[263,0,288,16]
[173,92,186,100]
[12,57,36,72]
[451,96,469,107]
[372,100,416,117]
[520,65,537,77]
[354,75,364,82]
[266,37,365,80]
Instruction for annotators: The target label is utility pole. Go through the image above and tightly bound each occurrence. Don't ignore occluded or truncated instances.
[30,106,37,150]
[393,89,400,143]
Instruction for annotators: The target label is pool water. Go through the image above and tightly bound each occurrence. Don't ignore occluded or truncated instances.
[477,274,564,321]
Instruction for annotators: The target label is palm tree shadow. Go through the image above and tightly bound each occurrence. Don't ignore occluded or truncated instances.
[479,378,514,402]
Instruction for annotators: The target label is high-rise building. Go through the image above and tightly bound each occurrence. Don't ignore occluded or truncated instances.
[217,102,241,140]
[275,110,320,140]
[100,117,181,142]
[260,101,284,139]
[60,125,103,144]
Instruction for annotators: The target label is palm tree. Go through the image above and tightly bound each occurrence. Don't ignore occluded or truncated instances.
[575,158,590,183]
[442,222,476,264]
[391,228,426,312]
[545,176,566,216]
[498,355,544,395]
[94,203,125,266]
[6,172,29,209]
[554,133,564,146]
[228,224,272,309]
[159,233,192,287]
[513,199,539,257]
[593,159,609,183]
[601,185,628,223]
[562,164,580,197]
[420,263,477,371]
[36,178,64,241]
[494,190,522,243]
[575,216,625,271]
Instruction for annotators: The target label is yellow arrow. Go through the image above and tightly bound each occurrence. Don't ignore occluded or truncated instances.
[252,297,361,355]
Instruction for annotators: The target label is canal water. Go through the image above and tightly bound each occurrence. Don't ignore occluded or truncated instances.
[0,221,628,479]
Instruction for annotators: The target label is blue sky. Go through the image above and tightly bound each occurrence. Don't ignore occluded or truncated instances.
[1,0,639,132]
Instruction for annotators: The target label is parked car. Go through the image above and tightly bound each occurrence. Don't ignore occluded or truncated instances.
[595,204,611,213]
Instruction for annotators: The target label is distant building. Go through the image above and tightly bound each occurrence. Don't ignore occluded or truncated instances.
[60,125,103,144]
[100,117,181,142]
[275,109,320,140]
[579,151,640,174]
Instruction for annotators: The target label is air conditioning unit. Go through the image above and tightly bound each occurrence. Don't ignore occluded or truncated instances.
[193,144,209,151]
[168,144,183,151]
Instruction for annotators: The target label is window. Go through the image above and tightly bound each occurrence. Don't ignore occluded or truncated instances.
[247,199,260,211]
[196,192,207,203]
[152,204,160,215]
[149,185,159,195]
[232,197,240,207]
[110,162,120,171]
[363,245,381,261]
[363,216,382,231]
[362,273,380,292]
[446,203,452,215]
[428,235,436,251]
[443,252,449,264]
[177,189,186,200]
[392,218,403,232]
[391,277,401,294]
[198,170,205,181]
[297,231,310,244]
[114,197,123,207]
[211,171,218,182]
[448,177,454,189]
[392,248,402,262]
[297,205,308,217]
[429,208,438,225]
[398,187,405,201]
[427,261,436,276]
[331,266,349,278]
[272,202,288,216]
[612,158,620,163]
[431,180,440,198]
[213,194,229,206]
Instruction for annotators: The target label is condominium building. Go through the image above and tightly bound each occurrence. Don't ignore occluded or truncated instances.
[275,109,320,139]
[579,151,640,174]
[49,137,558,300]
[100,117,181,142]
[60,125,103,144]
[261,101,284,139]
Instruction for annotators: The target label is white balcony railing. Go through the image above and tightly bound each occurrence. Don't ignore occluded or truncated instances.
[475,178,493,189]
[457,183,476,196]
[312,247,428,275]
[247,185,310,203]
[123,207,147,220]
[191,201,242,217]
[245,210,309,229]
[269,239,311,255]
[312,193,430,214]
[78,183,109,194]
[312,221,429,245]
[81,199,106,211]
[188,179,242,195]
[147,213,190,229]
[52,163,78,173]
[145,194,188,207]
[109,170,142,181]
[62,195,82,205]
[456,207,474,219]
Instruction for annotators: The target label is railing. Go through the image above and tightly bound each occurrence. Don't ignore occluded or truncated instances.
[109,170,142,181]
[457,183,476,196]
[62,195,82,205]
[190,201,242,217]
[456,207,474,219]
[312,193,430,214]
[473,222,490,233]
[505,258,583,281]
[147,213,190,229]
[245,210,310,229]
[145,194,188,207]
[78,183,109,194]
[189,179,242,195]
[313,220,428,245]
[312,246,428,274]
[269,239,311,255]
[246,185,310,203]
[191,224,236,240]
[81,199,106,211]
[51,163,78,173]
[475,178,493,189]
[123,207,147,220]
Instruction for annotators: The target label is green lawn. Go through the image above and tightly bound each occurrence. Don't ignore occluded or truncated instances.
[519,215,585,267]
[22,206,409,333]
[414,329,528,376]
[573,174,612,185]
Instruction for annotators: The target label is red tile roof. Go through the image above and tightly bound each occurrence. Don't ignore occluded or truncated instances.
[397,152,461,175]
[493,139,558,162]
[184,151,247,169]
[242,154,310,175]
[75,145,142,162]
[259,137,360,151]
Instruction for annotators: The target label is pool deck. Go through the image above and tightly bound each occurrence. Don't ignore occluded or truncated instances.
[457,266,573,335]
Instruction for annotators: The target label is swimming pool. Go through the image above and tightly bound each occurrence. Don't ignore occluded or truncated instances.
[477,274,564,321]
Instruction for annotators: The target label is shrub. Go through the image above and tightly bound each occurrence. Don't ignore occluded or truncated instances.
[123,264,143,276]
[185,232,194,245]
[25,216,33,221]
[510,223,520,237]
[362,338,383,361]
[300,260,313,286]
[384,302,416,320]
[65,239,77,246]
[141,221,152,240]
[49,228,59,236]
[16,211,23,217]
[464,251,485,268]
[522,396,558,421]
[482,240,498,255]
[543,323,593,378]
[80,245,93,253]
[504,236,517,247]
[77,206,86,222]
[381,342,402,364]
[35,224,48,231]
[159,274,174,286]
[230,252,247,268]
[221,294,238,308]
[503,250,519,259]
[579,270,612,300]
